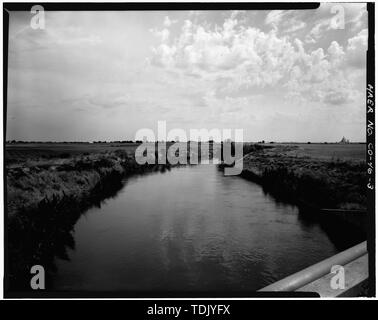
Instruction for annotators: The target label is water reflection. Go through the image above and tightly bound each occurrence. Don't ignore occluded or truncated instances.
[7,169,166,291]
[45,164,364,294]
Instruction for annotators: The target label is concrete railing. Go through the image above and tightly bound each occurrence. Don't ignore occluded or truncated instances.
[259,241,368,296]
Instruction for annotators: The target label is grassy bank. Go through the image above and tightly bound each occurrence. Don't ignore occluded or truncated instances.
[239,145,366,211]
[6,149,170,216]
[5,149,171,290]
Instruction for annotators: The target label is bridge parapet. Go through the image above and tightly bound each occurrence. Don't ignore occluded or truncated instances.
[259,241,368,297]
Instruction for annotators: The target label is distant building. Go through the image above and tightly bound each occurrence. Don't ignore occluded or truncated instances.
[339,136,350,144]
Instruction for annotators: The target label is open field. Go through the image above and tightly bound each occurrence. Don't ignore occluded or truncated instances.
[5,143,140,164]
[256,143,365,161]
[6,142,366,163]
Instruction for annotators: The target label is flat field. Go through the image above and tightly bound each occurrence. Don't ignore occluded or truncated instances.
[259,143,365,161]
[5,143,139,164]
[6,142,366,164]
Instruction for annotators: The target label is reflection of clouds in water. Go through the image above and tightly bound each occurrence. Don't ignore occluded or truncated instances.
[48,164,362,292]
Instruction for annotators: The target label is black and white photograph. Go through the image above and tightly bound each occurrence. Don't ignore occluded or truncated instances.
[2,1,375,300]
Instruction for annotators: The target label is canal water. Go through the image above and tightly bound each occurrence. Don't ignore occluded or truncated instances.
[52,164,344,293]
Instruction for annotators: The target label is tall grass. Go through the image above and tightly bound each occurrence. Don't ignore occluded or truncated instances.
[6,149,172,290]
[241,146,366,210]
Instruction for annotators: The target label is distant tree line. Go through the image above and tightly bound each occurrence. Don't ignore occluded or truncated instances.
[92,140,139,144]
[6,140,144,144]
[6,140,366,145]
[6,140,90,144]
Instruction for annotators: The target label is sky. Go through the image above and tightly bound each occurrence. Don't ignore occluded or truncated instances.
[7,4,368,142]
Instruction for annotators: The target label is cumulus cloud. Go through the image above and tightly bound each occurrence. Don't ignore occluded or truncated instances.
[151,16,297,90]
[164,16,175,27]
[7,9,368,142]
[151,12,367,107]
[346,28,368,68]
[285,34,366,106]
[328,41,345,61]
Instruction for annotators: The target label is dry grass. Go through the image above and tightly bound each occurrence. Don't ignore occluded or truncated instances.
[5,142,139,165]
[242,145,366,210]
[6,149,155,216]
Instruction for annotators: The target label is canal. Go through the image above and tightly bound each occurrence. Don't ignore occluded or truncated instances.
[51,163,355,293]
